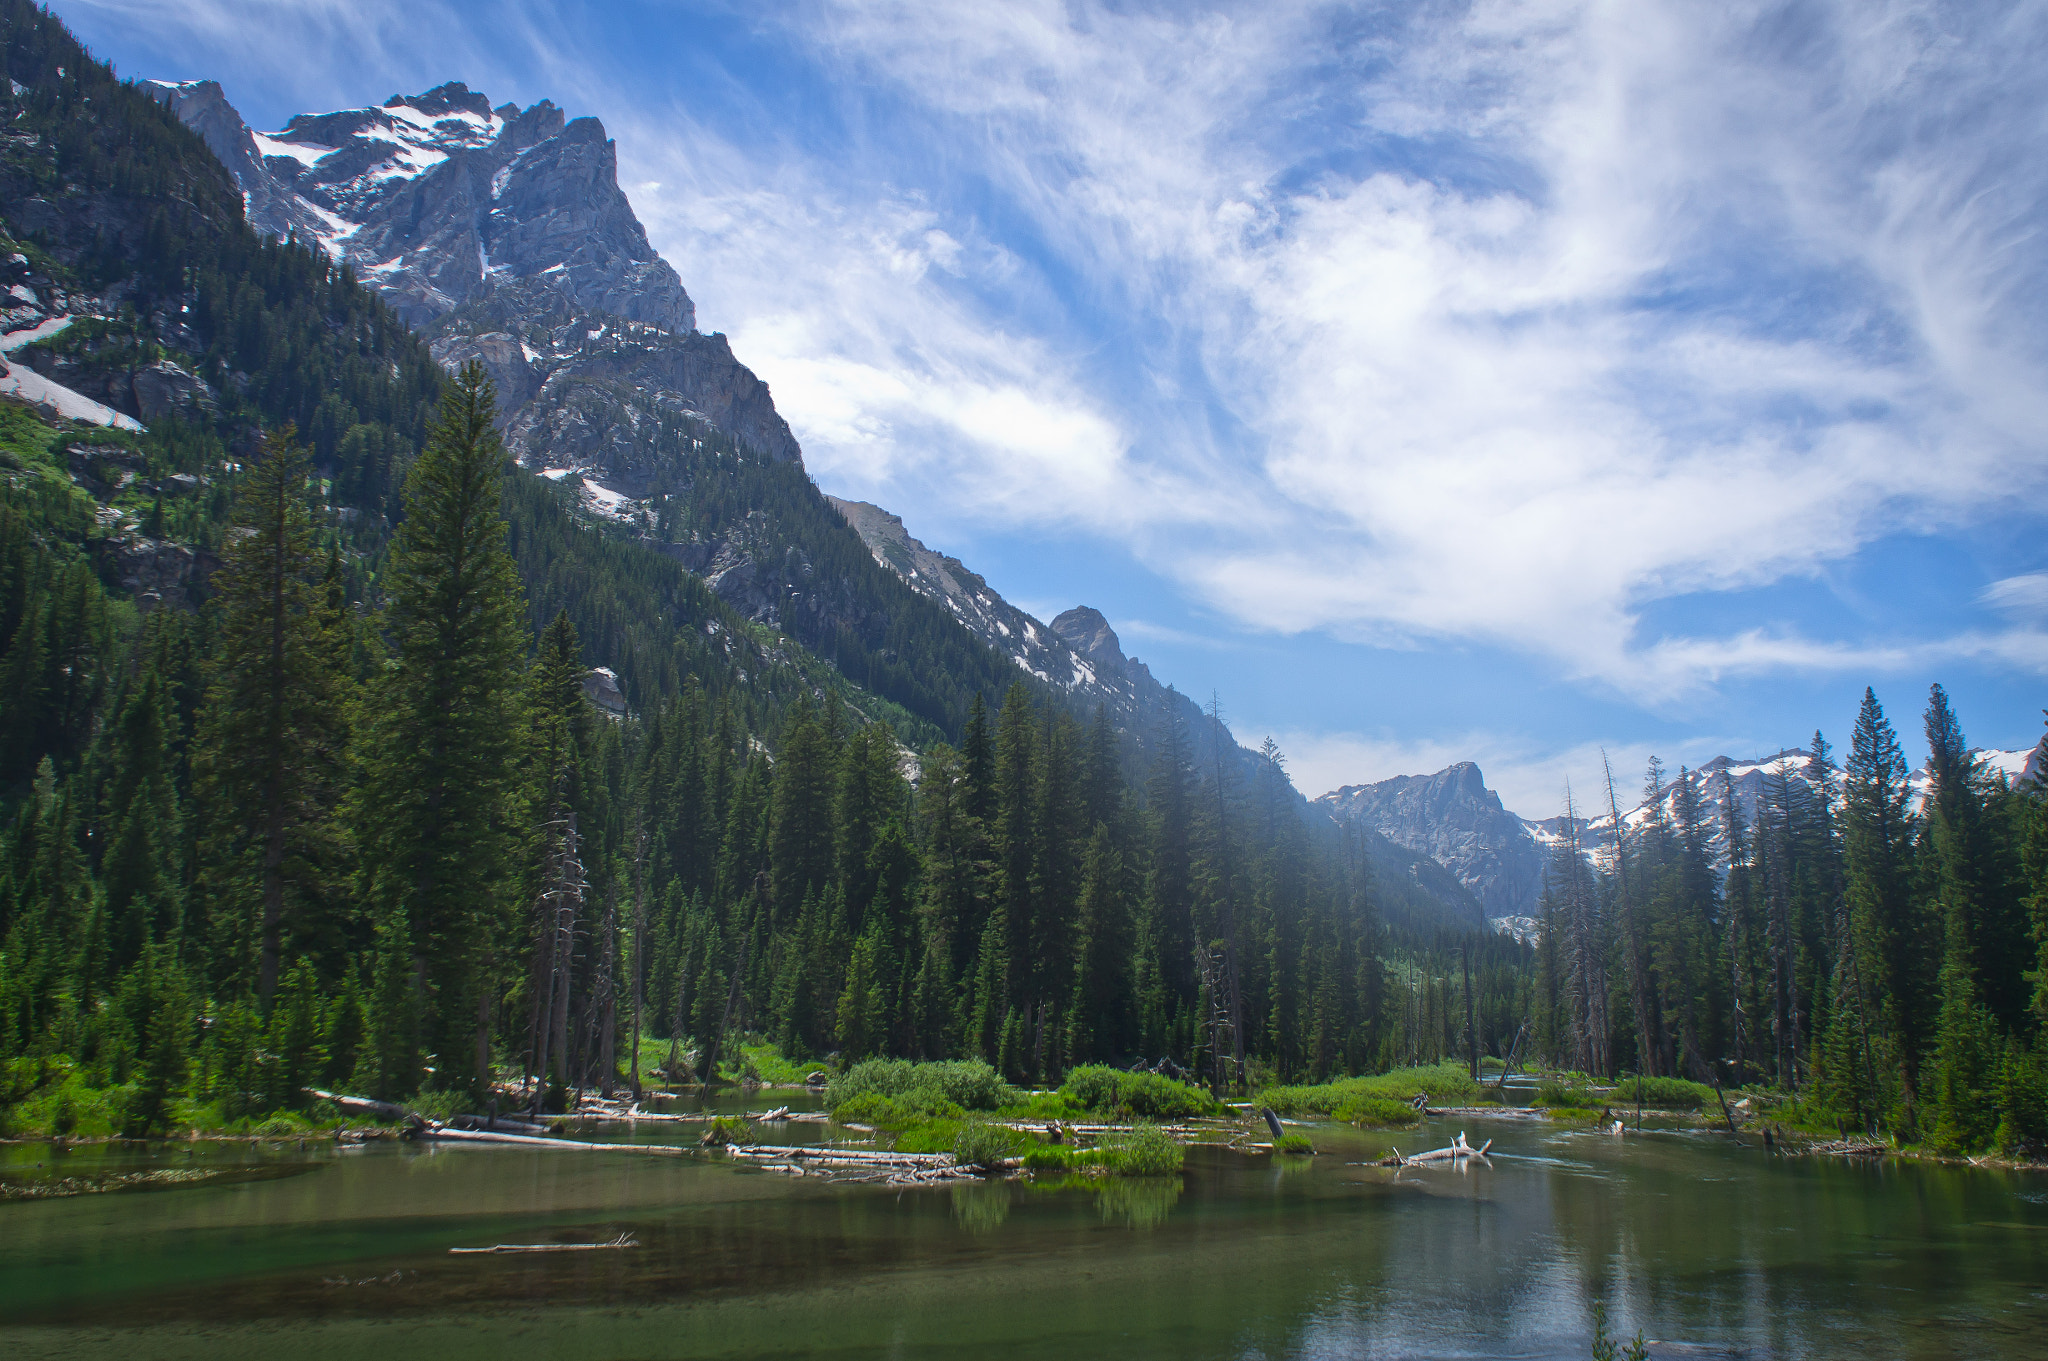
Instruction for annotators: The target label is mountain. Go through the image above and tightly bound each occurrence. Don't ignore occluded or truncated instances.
[1316,763,1545,921]
[146,78,1033,738]
[829,498,1490,932]
[141,79,694,334]
[148,72,1496,936]
[1325,743,2043,942]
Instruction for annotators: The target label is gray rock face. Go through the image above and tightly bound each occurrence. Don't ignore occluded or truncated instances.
[144,79,693,335]
[88,533,219,612]
[23,348,217,425]
[1318,763,1547,920]
[147,77,808,503]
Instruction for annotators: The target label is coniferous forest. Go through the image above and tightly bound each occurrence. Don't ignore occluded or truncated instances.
[2,0,2045,1168]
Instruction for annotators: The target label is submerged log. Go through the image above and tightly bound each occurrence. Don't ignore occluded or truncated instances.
[450,1233,638,1255]
[416,1126,686,1155]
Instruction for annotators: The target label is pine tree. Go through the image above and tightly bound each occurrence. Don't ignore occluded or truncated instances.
[351,365,529,1096]
[191,427,346,1007]
[1842,688,1929,1133]
[98,667,183,981]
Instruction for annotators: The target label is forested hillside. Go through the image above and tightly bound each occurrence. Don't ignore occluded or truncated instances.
[0,4,1455,1138]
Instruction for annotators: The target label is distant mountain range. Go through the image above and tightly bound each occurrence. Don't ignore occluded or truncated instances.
[1319,745,2041,941]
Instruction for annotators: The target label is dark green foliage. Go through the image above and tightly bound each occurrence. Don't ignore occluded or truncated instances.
[350,365,528,1096]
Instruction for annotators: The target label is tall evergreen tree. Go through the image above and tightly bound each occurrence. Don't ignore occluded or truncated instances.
[351,365,529,1096]
[191,427,346,1006]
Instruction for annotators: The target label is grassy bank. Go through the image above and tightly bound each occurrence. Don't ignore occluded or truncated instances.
[823,1059,1218,1174]
[1257,1064,1484,1128]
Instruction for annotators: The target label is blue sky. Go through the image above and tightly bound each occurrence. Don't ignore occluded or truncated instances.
[59,0,2048,816]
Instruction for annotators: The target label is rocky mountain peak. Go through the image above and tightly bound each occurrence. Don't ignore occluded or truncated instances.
[144,78,693,336]
[1049,606,1125,673]
[387,80,495,122]
[1318,763,1542,921]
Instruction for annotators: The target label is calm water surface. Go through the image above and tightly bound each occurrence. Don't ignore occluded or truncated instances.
[3,1101,2045,1360]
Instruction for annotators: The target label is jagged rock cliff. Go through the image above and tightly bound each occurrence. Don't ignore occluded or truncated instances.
[1318,763,1546,920]
[142,79,693,334]
[142,78,804,478]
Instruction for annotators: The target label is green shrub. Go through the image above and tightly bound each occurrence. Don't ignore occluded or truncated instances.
[826,1059,1013,1114]
[1534,1078,1594,1108]
[1260,1064,1480,1119]
[1097,1123,1185,1176]
[831,1089,965,1129]
[1021,1144,1080,1171]
[1608,1075,1714,1109]
[1059,1065,1221,1119]
[953,1120,1026,1170]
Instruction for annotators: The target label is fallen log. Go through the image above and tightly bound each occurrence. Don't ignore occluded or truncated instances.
[730,1143,956,1167]
[306,1089,411,1122]
[416,1126,686,1155]
[450,1233,638,1255]
[444,1113,554,1136]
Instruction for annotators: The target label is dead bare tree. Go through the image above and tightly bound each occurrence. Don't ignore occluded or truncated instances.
[530,811,585,1113]
[1602,751,1660,1078]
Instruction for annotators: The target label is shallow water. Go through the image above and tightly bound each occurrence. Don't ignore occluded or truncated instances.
[3,1103,2045,1360]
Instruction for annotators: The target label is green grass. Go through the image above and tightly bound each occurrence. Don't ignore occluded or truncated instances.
[952,1120,1028,1169]
[1534,1077,1596,1108]
[1019,1123,1185,1176]
[1545,1106,1602,1122]
[1608,1075,1717,1109]
[1271,1133,1316,1154]
[1258,1064,1481,1127]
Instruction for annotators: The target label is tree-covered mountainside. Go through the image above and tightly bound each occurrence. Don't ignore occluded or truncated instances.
[0,6,1477,1139]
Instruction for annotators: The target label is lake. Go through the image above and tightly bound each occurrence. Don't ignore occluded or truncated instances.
[4,1102,2045,1359]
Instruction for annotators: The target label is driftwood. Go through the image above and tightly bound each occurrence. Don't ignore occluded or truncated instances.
[307,1089,411,1122]
[1261,1108,1287,1142]
[444,1112,553,1136]
[1385,1131,1492,1166]
[451,1233,638,1255]
[988,1121,1219,1137]
[416,1126,686,1155]
[306,1089,549,1136]
[730,1144,957,1167]
[1807,1138,1890,1158]
[730,1142,986,1184]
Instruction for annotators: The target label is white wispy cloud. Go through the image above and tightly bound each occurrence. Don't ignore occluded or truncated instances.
[758,0,2048,699]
